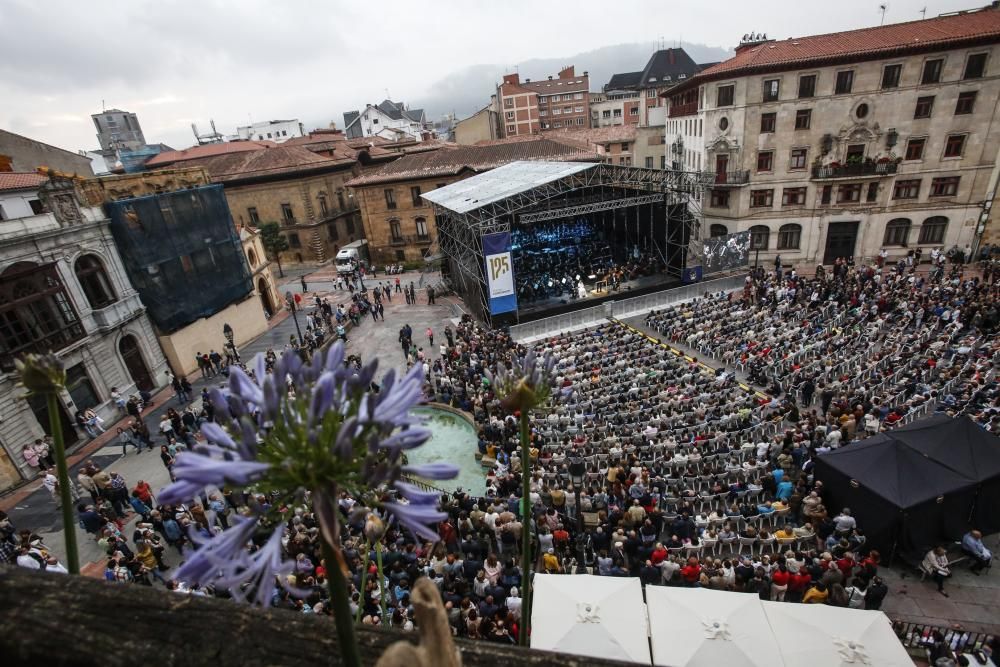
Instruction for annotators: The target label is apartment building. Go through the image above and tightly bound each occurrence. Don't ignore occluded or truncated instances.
[599,49,706,128]
[497,66,590,136]
[665,7,1000,265]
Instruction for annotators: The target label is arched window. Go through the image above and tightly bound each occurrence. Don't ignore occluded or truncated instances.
[247,248,258,267]
[74,255,116,309]
[777,224,802,250]
[749,225,770,250]
[883,218,911,246]
[415,217,429,239]
[918,216,948,245]
[709,224,729,238]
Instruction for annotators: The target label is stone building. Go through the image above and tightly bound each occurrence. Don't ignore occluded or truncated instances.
[454,104,501,145]
[665,8,1000,266]
[0,129,95,175]
[346,138,597,266]
[0,175,168,491]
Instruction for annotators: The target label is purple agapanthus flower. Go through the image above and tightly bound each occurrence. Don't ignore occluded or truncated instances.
[160,342,458,605]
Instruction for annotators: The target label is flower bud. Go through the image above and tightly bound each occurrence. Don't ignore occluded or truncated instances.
[364,513,385,542]
[15,353,66,394]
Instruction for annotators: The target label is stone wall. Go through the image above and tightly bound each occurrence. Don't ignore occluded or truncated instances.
[0,129,94,175]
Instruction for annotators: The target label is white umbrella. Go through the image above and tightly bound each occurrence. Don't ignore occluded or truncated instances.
[531,574,651,664]
[646,586,784,667]
[762,601,912,667]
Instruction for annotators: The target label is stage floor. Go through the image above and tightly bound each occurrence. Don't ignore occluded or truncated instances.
[512,272,681,322]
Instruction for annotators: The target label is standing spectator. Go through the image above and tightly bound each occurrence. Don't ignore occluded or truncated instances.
[20,444,41,477]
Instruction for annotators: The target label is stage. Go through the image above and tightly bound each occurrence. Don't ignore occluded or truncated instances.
[513,271,681,321]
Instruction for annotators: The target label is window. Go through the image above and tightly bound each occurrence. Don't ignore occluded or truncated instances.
[504,98,514,108]
[846,144,865,163]
[795,109,811,130]
[750,189,774,208]
[881,64,902,89]
[798,75,816,99]
[838,184,862,203]
[710,224,729,237]
[866,182,879,203]
[955,91,977,115]
[318,194,329,217]
[964,53,987,80]
[415,217,428,238]
[855,103,869,119]
[248,207,260,225]
[384,189,396,210]
[763,79,780,102]
[929,177,960,197]
[661,155,667,169]
[919,216,948,244]
[760,112,776,133]
[777,224,802,249]
[282,130,288,136]
[337,191,346,210]
[789,148,807,170]
[757,150,774,172]
[883,218,911,246]
[602,110,611,119]
[345,217,355,235]
[389,220,402,242]
[575,106,584,113]
[647,89,656,97]
[66,363,99,412]
[29,200,45,215]
[645,157,654,168]
[613,109,622,118]
[922,58,943,84]
[629,107,639,116]
[575,92,584,100]
[782,187,807,206]
[750,225,770,250]
[893,179,921,199]
[506,125,515,133]
[716,85,734,107]
[710,189,730,208]
[410,186,422,206]
[575,117,584,125]
[914,96,934,118]
[395,250,405,262]
[327,222,339,241]
[287,233,301,248]
[621,143,630,151]
[281,203,294,224]
[505,111,515,121]
[835,70,854,94]
[821,185,833,205]
[267,133,272,139]
[74,255,116,309]
[905,137,926,160]
[944,134,966,158]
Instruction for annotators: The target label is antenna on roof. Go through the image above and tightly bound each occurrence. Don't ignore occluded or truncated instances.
[919,6,926,19]
[879,3,888,25]
[101,99,105,112]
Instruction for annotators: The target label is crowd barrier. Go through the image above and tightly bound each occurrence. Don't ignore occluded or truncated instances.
[510,273,746,342]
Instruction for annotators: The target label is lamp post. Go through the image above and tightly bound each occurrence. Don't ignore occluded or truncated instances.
[285,290,303,344]
[568,456,587,573]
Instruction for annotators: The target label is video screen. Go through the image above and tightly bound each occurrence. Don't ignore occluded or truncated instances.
[702,230,751,274]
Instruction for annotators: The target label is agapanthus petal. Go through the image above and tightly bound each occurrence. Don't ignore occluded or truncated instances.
[159,452,270,504]
[401,462,460,480]
[384,500,446,542]
[324,340,345,372]
[378,426,433,451]
[229,366,264,406]
[200,421,237,450]
[394,480,443,505]
[172,515,258,585]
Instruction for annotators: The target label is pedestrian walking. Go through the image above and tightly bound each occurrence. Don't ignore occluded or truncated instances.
[427,327,434,347]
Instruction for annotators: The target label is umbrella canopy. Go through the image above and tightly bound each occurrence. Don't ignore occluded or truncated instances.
[762,601,912,667]
[531,574,650,664]
[646,587,783,667]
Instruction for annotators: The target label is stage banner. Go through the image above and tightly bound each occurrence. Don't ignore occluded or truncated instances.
[483,231,518,315]
[682,265,703,283]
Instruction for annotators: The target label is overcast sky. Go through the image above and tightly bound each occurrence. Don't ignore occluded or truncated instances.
[0,0,977,153]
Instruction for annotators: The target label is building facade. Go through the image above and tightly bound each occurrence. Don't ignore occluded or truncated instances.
[603,49,705,128]
[0,129,95,175]
[347,138,598,266]
[590,91,643,128]
[498,66,590,136]
[343,100,429,142]
[666,9,1000,266]
[235,119,306,143]
[454,104,501,145]
[91,108,146,153]
[0,177,168,491]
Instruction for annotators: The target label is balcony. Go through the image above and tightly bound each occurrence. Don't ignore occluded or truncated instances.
[389,234,433,247]
[707,170,751,187]
[91,294,144,332]
[668,101,699,118]
[811,162,898,179]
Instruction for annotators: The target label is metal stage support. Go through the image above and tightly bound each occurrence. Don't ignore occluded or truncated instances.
[517,194,666,225]
[429,162,711,325]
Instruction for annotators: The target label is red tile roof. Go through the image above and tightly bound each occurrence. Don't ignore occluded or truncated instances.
[180,145,351,183]
[672,6,1000,93]
[0,171,46,192]
[144,140,275,168]
[345,138,596,187]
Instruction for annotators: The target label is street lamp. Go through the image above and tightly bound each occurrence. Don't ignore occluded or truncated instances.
[285,290,303,345]
[222,322,241,363]
[568,456,587,573]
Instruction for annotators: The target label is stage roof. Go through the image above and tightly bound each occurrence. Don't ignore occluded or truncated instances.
[421,160,598,215]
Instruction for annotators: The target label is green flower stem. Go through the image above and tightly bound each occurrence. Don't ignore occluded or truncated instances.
[376,542,388,627]
[518,409,532,646]
[48,393,79,575]
[321,540,362,667]
[354,540,371,624]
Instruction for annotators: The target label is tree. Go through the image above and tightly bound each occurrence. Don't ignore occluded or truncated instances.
[259,222,289,277]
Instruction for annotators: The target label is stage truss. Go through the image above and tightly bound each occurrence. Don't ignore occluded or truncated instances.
[429,162,710,324]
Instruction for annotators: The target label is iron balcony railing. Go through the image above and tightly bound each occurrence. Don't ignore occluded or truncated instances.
[811,162,898,179]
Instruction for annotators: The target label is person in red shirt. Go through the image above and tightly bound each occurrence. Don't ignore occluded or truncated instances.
[770,563,791,601]
[836,553,856,581]
[680,557,702,586]
[787,570,812,603]
[650,543,668,566]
